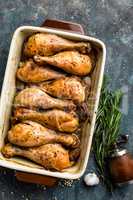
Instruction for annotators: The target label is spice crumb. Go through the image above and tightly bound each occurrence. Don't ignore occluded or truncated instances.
[40,185,47,190]
[64,179,74,187]
[58,179,74,187]
[42,186,46,190]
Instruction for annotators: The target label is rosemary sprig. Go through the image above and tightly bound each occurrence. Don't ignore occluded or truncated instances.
[93,77,123,186]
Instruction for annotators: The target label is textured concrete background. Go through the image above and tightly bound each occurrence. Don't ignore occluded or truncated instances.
[0,0,133,199]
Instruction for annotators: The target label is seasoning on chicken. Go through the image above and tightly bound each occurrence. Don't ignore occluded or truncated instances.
[13,108,79,133]
[8,121,80,148]
[24,33,91,57]
[39,77,86,103]
[2,143,71,171]
[16,59,65,83]
[14,88,75,111]
[34,51,92,76]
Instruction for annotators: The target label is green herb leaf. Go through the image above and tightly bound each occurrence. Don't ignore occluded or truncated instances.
[93,76,123,189]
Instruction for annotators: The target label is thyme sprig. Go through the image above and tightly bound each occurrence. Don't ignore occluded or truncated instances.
[93,77,123,185]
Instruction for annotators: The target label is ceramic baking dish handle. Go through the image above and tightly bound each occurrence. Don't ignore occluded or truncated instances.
[42,18,85,35]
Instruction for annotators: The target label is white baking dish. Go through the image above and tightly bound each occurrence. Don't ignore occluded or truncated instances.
[0,26,106,179]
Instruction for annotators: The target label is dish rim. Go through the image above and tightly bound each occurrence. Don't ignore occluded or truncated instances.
[0,25,106,179]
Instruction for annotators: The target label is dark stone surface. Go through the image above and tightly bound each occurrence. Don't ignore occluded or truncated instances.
[0,0,133,199]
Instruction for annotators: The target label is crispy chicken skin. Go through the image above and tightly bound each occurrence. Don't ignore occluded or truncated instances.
[34,51,92,76]
[13,108,79,133]
[2,33,93,170]
[39,77,86,103]
[2,143,71,171]
[16,59,65,83]
[24,33,91,57]
[14,88,75,111]
[8,121,80,148]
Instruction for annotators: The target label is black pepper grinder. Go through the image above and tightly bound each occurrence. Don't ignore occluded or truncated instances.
[109,135,133,185]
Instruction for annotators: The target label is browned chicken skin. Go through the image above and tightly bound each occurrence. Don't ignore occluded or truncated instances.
[16,59,65,83]
[2,143,71,171]
[24,33,91,57]
[34,51,92,76]
[2,33,92,171]
[14,88,75,111]
[13,108,79,133]
[8,121,80,148]
[39,77,86,103]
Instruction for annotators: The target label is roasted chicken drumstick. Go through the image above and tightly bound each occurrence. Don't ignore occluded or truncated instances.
[8,121,80,148]
[14,88,75,110]
[16,59,65,83]
[24,33,91,57]
[34,51,92,76]
[13,108,79,133]
[2,143,71,171]
[38,77,86,103]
